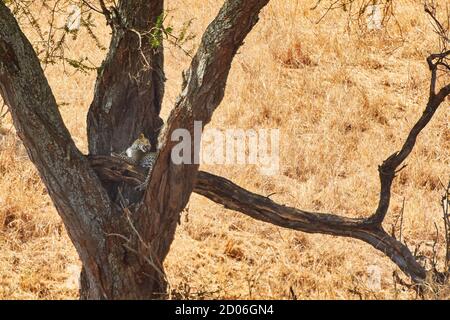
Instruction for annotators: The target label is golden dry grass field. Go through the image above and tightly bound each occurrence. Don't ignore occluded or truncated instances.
[0,0,449,299]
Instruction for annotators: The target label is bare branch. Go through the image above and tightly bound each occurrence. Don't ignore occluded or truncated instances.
[193,171,426,282]
[98,0,114,27]
[368,59,450,226]
[81,0,105,16]
[425,1,450,44]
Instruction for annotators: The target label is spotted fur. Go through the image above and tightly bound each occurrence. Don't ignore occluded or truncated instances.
[111,133,157,189]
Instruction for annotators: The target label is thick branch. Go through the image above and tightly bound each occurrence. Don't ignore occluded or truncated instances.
[88,155,146,185]
[0,2,113,298]
[194,171,426,282]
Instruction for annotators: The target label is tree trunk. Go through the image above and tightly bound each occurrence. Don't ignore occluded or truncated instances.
[82,0,169,299]
[78,211,169,299]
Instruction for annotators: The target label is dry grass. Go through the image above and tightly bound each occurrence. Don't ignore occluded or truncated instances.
[0,0,449,299]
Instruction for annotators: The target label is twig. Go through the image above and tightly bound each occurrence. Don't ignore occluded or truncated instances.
[442,180,450,269]
[425,2,450,44]
[392,198,405,242]
[81,0,104,15]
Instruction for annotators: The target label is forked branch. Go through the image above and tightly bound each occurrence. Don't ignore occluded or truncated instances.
[368,79,450,226]
[367,6,449,225]
[194,171,427,282]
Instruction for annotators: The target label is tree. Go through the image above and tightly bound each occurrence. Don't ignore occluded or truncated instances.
[0,0,449,299]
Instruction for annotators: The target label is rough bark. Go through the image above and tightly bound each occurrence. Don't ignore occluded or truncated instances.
[0,1,113,299]
[1,0,172,299]
[87,0,165,157]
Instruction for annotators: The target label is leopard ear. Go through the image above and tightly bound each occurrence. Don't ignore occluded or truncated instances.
[139,133,145,139]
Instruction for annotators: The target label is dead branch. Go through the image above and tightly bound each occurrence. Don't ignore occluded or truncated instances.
[368,61,450,226]
[193,171,427,282]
